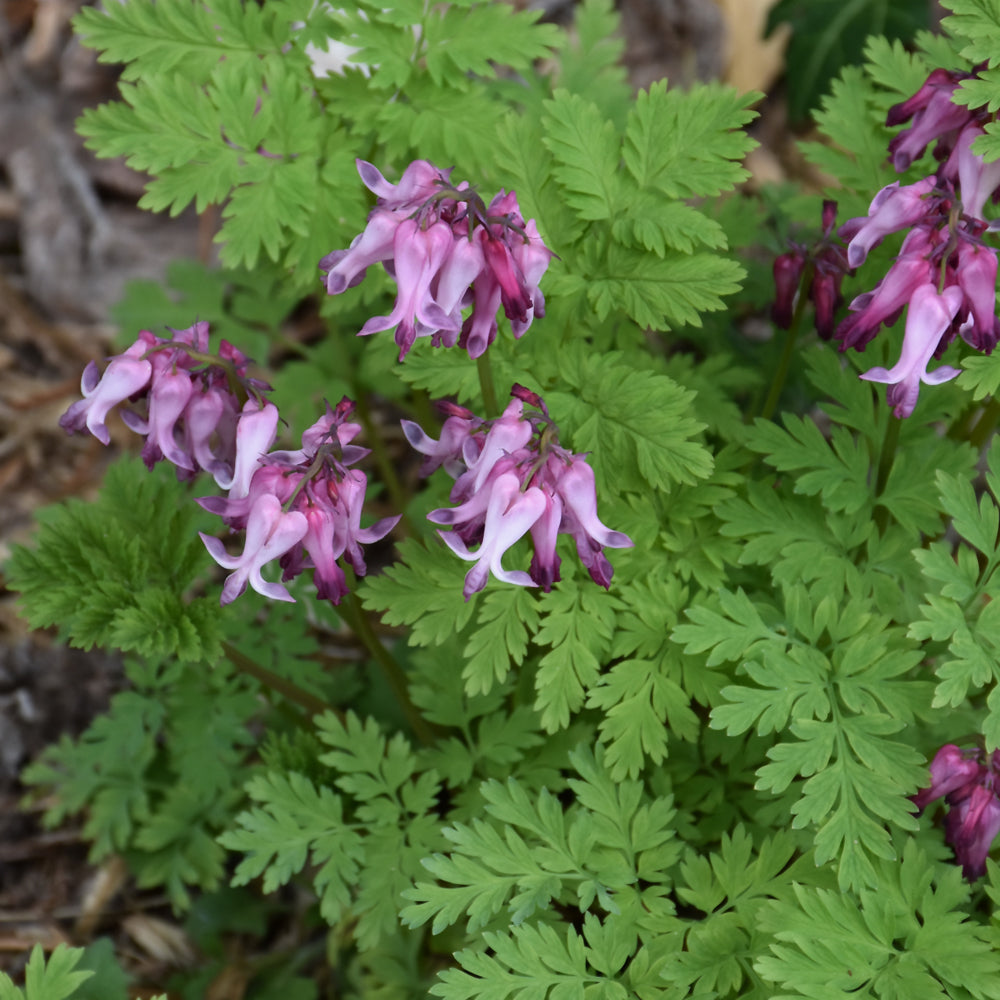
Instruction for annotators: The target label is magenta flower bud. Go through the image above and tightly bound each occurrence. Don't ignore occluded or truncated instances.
[821,199,838,234]
[913,744,984,810]
[887,80,973,171]
[945,784,1000,880]
[860,283,963,418]
[510,384,546,412]
[810,270,841,340]
[887,68,962,127]
[482,234,532,324]
[771,252,805,329]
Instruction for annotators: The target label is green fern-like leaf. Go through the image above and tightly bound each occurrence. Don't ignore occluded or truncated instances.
[7,458,222,663]
[541,90,622,221]
[755,841,1000,999]
[0,945,93,1000]
[623,80,757,199]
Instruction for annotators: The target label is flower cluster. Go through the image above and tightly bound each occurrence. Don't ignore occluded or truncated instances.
[59,321,276,487]
[59,323,395,607]
[198,398,399,606]
[832,67,1000,417]
[403,387,632,600]
[772,200,852,339]
[914,743,1000,880]
[320,160,553,360]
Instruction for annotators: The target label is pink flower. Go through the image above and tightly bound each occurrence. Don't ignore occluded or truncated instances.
[140,368,196,472]
[887,68,965,129]
[955,241,1000,351]
[59,339,153,445]
[59,322,276,483]
[214,401,280,498]
[553,458,633,588]
[199,494,308,605]
[320,159,552,360]
[410,389,632,598]
[199,398,400,607]
[438,472,546,599]
[888,87,974,172]
[840,178,939,269]
[357,219,458,359]
[320,211,399,296]
[836,256,934,351]
[356,158,452,211]
[402,402,481,477]
[944,125,1000,221]
[914,744,1000,880]
[860,283,963,417]
[946,785,1000,879]
[913,744,983,810]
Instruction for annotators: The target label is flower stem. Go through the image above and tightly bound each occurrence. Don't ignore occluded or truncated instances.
[758,264,813,422]
[223,640,338,720]
[340,587,438,746]
[969,397,1000,450]
[947,402,981,442]
[873,412,901,534]
[477,351,500,418]
[352,390,415,536]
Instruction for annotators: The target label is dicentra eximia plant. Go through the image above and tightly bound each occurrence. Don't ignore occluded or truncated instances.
[12,1,1000,998]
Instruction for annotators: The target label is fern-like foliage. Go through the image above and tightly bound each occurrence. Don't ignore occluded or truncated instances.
[755,841,1000,999]
[7,458,222,664]
[401,746,680,937]
[910,439,1000,749]
[675,583,930,891]
[221,712,444,948]
[22,658,258,908]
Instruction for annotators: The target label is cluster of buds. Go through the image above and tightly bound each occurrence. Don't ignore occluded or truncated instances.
[320,160,553,360]
[833,66,1000,417]
[198,398,398,606]
[914,743,1000,880]
[772,200,852,339]
[402,386,632,600]
[59,320,276,488]
[59,323,395,607]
